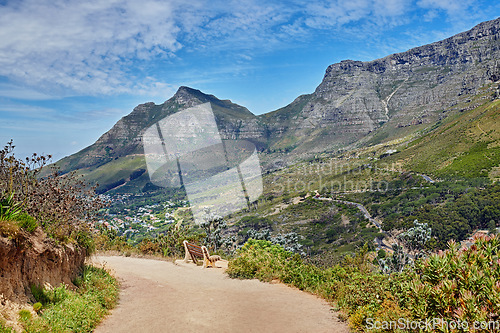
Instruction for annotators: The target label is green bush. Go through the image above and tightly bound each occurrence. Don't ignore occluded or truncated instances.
[228,239,294,280]
[22,265,118,333]
[228,236,500,332]
[17,213,37,233]
[0,193,22,220]
[33,303,42,313]
[0,141,105,251]
[30,284,71,306]
[75,231,96,254]
[403,235,500,325]
[30,285,51,306]
[18,310,32,322]
[227,239,403,330]
[94,226,132,253]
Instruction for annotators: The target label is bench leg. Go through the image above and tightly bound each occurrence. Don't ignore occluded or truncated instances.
[204,258,215,268]
[183,240,191,263]
[202,246,211,268]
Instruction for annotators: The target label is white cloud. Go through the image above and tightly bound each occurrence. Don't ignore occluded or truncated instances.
[373,0,410,16]
[0,0,181,95]
[303,0,412,30]
[0,82,56,100]
[0,0,495,99]
[416,0,475,14]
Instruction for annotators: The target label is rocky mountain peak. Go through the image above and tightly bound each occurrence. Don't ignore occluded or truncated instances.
[171,86,204,106]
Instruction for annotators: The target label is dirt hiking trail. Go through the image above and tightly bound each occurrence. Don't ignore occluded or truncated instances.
[93,256,349,333]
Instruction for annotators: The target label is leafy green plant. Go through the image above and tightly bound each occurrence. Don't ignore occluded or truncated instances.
[404,235,500,325]
[32,303,43,313]
[75,231,96,254]
[18,309,32,322]
[30,285,51,306]
[30,284,70,306]
[0,192,22,220]
[228,239,293,280]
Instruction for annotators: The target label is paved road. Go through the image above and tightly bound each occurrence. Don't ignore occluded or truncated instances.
[318,198,393,251]
[93,256,349,333]
[419,174,435,183]
[324,198,382,229]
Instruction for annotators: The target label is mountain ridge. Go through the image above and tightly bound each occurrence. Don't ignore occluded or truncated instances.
[261,17,500,157]
[55,17,500,193]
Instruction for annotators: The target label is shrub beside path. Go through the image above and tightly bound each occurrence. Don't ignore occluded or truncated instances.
[93,255,349,333]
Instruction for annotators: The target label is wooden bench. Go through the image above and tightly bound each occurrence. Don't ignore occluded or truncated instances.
[183,240,221,268]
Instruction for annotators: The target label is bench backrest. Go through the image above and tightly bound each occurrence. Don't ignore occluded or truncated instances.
[183,240,204,263]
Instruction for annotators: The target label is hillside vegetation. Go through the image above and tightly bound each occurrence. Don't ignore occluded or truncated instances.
[0,142,118,332]
[387,98,500,180]
[228,235,500,332]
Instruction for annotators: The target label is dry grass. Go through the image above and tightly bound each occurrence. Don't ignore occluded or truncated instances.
[0,219,19,238]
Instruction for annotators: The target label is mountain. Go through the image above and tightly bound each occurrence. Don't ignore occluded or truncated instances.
[58,87,259,171]
[56,17,500,193]
[261,17,500,156]
[56,87,265,193]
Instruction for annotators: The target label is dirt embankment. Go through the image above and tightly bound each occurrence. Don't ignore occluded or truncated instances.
[0,228,86,327]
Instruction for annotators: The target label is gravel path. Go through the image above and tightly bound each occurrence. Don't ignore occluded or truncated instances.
[92,255,349,333]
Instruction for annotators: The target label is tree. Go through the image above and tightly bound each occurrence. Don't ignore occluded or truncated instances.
[378,244,411,274]
[379,220,431,274]
[200,209,229,252]
[246,228,304,255]
[398,219,432,258]
[488,219,497,235]
[482,206,500,226]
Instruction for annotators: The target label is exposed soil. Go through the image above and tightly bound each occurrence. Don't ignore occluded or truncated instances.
[0,228,86,331]
[93,255,350,333]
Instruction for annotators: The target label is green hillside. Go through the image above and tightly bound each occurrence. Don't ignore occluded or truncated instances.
[72,155,150,194]
[386,97,500,181]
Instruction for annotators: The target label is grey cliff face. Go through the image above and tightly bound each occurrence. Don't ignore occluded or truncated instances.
[58,18,500,177]
[260,18,500,156]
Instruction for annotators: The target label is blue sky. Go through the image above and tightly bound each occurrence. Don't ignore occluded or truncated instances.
[0,0,499,161]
